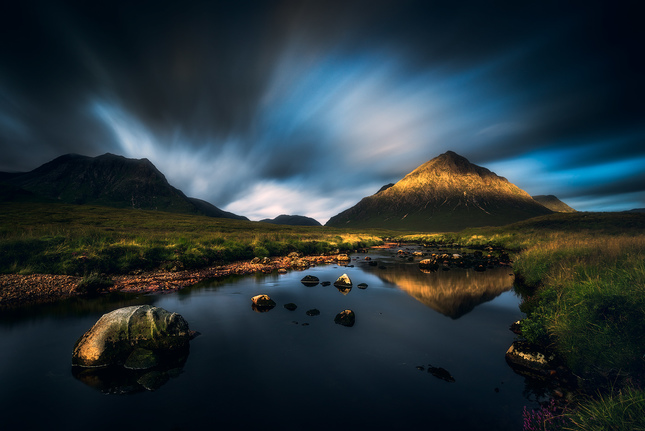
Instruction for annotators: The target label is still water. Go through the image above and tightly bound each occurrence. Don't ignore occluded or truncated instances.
[0,246,537,430]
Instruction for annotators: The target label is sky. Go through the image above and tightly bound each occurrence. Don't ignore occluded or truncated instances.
[1,0,644,222]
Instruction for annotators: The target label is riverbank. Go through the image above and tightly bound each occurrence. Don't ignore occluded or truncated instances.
[0,253,341,309]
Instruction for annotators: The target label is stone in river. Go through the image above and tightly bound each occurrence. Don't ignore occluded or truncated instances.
[72,305,191,368]
[306,309,320,316]
[334,309,356,327]
[301,275,320,286]
[284,303,298,311]
[251,294,277,312]
[427,365,455,382]
[334,273,352,287]
[124,348,159,370]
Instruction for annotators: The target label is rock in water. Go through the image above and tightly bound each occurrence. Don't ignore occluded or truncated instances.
[334,309,356,327]
[301,275,320,286]
[72,305,191,368]
[427,365,455,382]
[334,274,352,287]
[251,294,276,312]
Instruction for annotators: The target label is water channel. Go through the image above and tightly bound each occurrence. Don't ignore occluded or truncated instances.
[0,245,541,430]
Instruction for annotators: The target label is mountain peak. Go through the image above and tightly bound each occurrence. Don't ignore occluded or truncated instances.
[326,151,552,231]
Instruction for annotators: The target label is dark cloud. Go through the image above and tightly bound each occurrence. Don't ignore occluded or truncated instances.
[1,0,644,219]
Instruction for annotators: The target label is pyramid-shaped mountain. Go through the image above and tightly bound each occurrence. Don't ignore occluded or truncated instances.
[326,151,552,231]
[0,153,247,220]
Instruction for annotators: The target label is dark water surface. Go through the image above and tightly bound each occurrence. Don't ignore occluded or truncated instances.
[0,247,536,430]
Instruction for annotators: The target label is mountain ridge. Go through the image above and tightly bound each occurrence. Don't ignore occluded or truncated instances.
[532,195,576,213]
[259,214,322,226]
[0,153,247,220]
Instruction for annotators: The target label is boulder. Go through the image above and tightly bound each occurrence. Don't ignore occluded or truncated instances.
[337,254,351,261]
[124,348,159,370]
[334,309,356,327]
[505,341,557,376]
[251,294,276,312]
[334,273,352,288]
[72,305,191,368]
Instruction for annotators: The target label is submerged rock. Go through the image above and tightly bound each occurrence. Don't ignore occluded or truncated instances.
[334,309,356,327]
[427,365,455,382]
[357,283,368,289]
[284,303,298,311]
[72,305,191,368]
[306,309,320,316]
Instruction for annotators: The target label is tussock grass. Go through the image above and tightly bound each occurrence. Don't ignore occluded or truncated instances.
[565,386,645,431]
[0,202,386,275]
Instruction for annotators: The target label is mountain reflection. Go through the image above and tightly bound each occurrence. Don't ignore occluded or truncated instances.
[370,265,514,319]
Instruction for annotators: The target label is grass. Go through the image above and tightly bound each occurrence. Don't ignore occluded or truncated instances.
[565,386,645,431]
[0,202,387,275]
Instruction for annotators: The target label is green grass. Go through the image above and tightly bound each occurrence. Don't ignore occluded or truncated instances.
[565,386,645,431]
[0,202,388,275]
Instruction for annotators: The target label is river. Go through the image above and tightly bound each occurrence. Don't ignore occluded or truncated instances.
[0,245,541,430]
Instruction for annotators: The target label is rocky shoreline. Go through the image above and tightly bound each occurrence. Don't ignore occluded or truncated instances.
[0,253,341,309]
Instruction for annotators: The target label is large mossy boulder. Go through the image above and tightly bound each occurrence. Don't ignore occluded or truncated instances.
[72,305,191,368]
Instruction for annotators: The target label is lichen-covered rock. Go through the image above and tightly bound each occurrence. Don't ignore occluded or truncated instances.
[334,309,356,327]
[72,305,191,368]
[124,348,159,370]
[505,341,557,375]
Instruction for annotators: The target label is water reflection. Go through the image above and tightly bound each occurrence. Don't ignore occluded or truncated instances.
[366,264,514,319]
[71,346,189,394]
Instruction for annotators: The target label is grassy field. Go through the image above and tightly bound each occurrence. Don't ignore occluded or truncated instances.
[0,202,387,275]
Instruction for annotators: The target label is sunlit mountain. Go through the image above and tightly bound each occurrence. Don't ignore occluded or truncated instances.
[326,151,552,231]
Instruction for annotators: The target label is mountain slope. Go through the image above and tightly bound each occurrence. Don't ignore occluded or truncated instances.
[532,195,576,213]
[326,151,552,231]
[0,153,247,220]
[259,214,322,226]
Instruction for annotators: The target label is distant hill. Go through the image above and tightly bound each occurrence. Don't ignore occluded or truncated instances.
[0,153,247,220]
[326,151,552,231]
[626,208,645,213]
[260,214,322,226]
[532,195,576,213]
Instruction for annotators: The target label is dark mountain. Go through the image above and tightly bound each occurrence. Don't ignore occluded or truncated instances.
[626,208,645,213]
[532,195,576,213]
[326,151,552,231]
[0,153,247,220]
[260,214,322,226]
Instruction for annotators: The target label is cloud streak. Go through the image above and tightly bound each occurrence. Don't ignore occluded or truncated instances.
[1,0,644,219]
